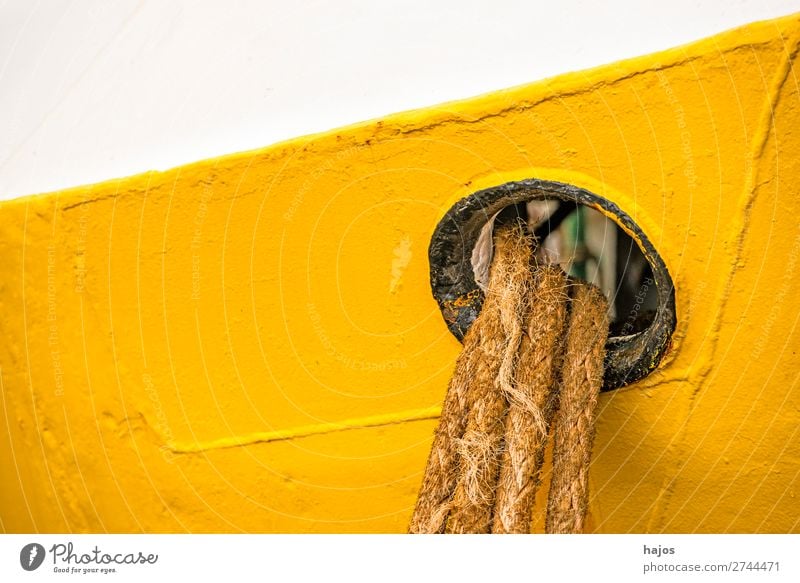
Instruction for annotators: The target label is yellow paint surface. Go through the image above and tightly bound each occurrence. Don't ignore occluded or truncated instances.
[2,14,800,533]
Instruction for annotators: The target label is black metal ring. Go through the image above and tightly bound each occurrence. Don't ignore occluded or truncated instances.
[428,178,676,391]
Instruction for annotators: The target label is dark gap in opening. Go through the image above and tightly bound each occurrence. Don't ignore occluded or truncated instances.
[526,200,657,337]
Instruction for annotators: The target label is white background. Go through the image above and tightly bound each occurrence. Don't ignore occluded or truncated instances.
[1,534,798,582]
[1,0,799,201]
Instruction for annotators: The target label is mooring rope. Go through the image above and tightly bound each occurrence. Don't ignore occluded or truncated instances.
[546,282,608,533]
[410,221,609,534]
[492,265,568,534]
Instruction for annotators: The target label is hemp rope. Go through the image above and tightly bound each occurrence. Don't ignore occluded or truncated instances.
[492,265,568,534]
[410,222,609,534]
[545,282,609,534]
[409,225,531,534]
[445,226,532,534]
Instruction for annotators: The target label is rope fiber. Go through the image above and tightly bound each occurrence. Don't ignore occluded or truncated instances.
[410,221,609,534]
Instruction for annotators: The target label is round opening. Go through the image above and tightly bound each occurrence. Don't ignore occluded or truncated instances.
[429,178,676,391]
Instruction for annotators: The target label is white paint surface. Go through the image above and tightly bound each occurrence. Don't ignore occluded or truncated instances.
[0,0,798,200]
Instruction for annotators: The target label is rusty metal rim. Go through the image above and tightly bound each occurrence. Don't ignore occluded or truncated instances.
[428,178,676,391]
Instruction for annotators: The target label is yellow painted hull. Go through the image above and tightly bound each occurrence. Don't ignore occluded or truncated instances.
[1,14,799,533]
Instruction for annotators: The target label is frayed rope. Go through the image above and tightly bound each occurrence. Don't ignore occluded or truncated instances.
[410,222,609,534]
